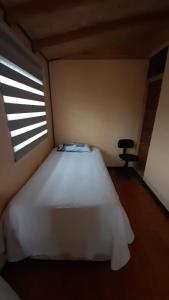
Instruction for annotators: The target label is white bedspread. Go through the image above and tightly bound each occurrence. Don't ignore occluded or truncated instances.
[2,148,134,270]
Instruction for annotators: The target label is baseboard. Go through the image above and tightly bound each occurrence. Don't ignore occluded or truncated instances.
[107,166,169,217]
[132,168,169,217]
[107,166,133,170]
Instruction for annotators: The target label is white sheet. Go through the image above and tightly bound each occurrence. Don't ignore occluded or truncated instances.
[2,148,134,270]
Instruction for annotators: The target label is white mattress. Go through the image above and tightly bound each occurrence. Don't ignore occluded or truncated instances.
[2,148,134,270]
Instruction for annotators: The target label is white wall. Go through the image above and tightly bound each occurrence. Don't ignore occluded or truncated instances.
[144,49,169,210]
[50,59,148,166]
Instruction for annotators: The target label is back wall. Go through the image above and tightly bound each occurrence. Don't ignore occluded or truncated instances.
[50,60,148,166]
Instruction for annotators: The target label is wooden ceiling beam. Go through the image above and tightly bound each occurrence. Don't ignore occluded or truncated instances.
[33,11,169,51]
[6,0,96,23]
[49,43,149,60]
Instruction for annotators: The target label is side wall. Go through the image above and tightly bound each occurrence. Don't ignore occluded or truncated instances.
[50,59,148,166]
[0,18,54,214]
[144,50,169,210]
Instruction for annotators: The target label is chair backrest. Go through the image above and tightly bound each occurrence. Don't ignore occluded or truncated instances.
[118,139,134,149]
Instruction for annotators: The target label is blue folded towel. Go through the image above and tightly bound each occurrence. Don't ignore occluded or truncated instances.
[57,143,91,152]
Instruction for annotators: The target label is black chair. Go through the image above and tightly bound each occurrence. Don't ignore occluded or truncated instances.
[118,139,139,167]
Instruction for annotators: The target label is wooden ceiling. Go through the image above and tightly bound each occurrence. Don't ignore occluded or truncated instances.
[1,0,169,60]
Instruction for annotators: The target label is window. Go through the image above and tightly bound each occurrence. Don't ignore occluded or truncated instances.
[0,56,48,161]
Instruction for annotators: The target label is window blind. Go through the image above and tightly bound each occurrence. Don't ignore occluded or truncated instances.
[0,23,48,161]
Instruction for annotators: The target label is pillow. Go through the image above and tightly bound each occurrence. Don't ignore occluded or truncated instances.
[57,143,91,152]
[0,276,21,300]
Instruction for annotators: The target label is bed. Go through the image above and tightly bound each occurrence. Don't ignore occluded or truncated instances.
[1,148,134,270]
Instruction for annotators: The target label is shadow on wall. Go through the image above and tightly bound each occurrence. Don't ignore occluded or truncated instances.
[100,149,122,167]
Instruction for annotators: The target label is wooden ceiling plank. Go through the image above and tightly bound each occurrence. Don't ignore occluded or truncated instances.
[6,0,96,23]
[32,11,169,51]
